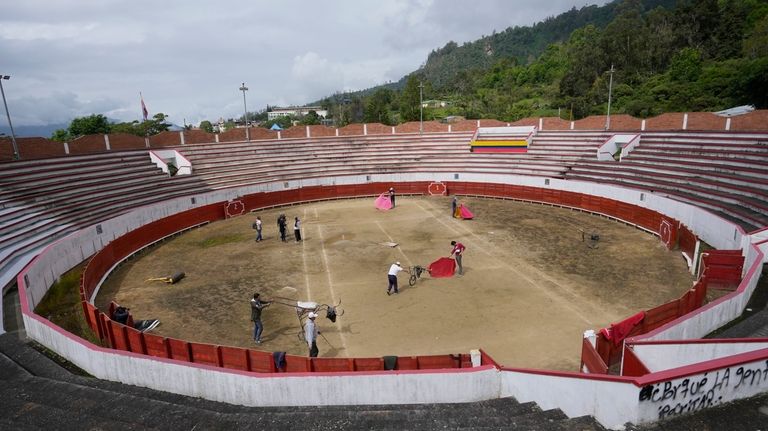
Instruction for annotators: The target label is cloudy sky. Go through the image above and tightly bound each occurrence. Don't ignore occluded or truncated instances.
[1,0,606,128]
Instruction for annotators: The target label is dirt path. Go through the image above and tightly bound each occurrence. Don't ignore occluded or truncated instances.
[97,196,693,370]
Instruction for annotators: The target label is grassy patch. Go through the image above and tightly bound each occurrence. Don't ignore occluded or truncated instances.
[34,263,102,346]
[197,234,244,248]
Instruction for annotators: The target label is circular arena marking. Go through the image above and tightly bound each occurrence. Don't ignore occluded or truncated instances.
[97,196,694,370]
[428,181,447,195]
[225,199,245,218]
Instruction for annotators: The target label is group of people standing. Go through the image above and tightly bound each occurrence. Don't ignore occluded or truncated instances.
[254,214,302,242]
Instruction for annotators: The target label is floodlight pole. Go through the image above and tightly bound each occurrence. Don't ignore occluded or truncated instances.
[0,75,19,160]
[418,81,424,134]
[605,64,615,131]
[239,82,250,141]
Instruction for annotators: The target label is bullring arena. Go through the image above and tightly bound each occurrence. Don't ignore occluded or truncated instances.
[96,196,693,369]
[3,112,768,429]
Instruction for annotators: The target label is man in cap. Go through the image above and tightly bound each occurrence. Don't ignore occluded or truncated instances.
[387,261,404,295]
[250,293,271,344]
[305,312,319,357]
[389,187,396,208]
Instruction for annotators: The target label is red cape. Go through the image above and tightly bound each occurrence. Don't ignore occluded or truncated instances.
[428,257,456,278]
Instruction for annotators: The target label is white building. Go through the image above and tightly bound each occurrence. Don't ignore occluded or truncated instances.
[267,106,328,120]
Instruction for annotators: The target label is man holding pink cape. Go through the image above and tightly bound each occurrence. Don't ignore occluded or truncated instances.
[375,192,393,210]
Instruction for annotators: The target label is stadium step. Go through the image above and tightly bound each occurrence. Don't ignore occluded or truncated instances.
[0,333,606,430]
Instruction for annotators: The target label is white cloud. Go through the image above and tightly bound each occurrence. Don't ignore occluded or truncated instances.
[0,22,146,44]
[0,0,611,127]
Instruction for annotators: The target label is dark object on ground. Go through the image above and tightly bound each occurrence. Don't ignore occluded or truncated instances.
[112,306,129,324]
[134,319,160,333]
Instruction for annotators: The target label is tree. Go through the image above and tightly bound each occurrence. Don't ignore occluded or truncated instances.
[301,110,321,125]
[399,75,422,122]
[68,114,111,137]
[51,129,72,142]
[668,48,703,82]
[363,88,393,124]
[199,120,214,133]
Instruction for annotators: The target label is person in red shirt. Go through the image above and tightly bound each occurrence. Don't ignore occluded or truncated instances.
[450,241,466,275]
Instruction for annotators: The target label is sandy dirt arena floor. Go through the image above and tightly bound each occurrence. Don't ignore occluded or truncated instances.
[96,196,694,370]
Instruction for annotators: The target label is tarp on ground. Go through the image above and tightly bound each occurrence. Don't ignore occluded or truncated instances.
[375,192,392,210]
[428,257,455,278]
[270,123,283,131]
[454,204,474,219]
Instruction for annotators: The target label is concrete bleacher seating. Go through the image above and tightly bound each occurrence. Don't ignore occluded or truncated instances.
[174,133,572,189]
[3,129,766,292]
[564,131,768,231]
[0,151,212,289]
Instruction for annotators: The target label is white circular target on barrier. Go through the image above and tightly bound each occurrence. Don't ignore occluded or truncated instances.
[225,200,245,218]
[659,219,673,248]
[428,182,447,195]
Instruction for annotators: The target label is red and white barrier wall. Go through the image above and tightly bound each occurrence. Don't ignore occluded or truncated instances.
[15,171,768,429]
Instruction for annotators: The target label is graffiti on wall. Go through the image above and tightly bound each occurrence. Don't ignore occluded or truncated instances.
[639,360,768,420]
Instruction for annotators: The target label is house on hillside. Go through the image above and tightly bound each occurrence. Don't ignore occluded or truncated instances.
[267,106,328,120]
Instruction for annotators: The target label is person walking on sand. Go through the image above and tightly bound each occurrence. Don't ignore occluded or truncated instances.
[254,216,263,242]
[387,261,404,295]
[389,187,396,208]
[450,241,466,275]
[278,214,287,242]
[305,312,320,357]
[294,216,302,242]
[451,196,458,217]
[250,293,271,344]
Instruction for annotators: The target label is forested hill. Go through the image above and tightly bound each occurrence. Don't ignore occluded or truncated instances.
[418,0,675,89]
[307,0,768,128]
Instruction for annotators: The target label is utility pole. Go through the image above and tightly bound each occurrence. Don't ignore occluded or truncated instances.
[418,81,424,134]
[239,82,250,141]
[0,75,19,160]
[605,64,615,131]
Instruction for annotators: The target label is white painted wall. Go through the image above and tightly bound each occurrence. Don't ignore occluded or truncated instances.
[501,370,639,429]
[633,342,768,371]
[149,150,193,176]
[636,357,768,423]
[23,313,501,406]
[477,126,536,136]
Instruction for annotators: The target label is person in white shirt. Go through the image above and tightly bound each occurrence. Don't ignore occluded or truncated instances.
[305,312,319,357]
[254,216,262,242]
[294,217,302,242]
[387,261,404,295]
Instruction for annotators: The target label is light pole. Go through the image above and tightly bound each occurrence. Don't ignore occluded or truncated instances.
[418,81,424,134]
[239,82,250,141]
[605,64,615,131]
[0,75,19,160]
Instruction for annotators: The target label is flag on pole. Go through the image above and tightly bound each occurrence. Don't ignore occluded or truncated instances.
[140,92,149,121]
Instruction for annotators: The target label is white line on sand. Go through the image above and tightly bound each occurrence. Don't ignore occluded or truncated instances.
[316,224,349,353]
[301,208,311,301]
[375,220,412,267]
[412,200,597,326]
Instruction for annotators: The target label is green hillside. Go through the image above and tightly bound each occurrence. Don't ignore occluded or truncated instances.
[314,0,768,126]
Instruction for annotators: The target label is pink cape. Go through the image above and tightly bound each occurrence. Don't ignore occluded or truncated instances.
[375,192,392,210]
[459,205,474,219]
[428,257,456,278]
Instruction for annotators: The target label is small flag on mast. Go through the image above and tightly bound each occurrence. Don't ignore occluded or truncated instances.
[140,92,149,121]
